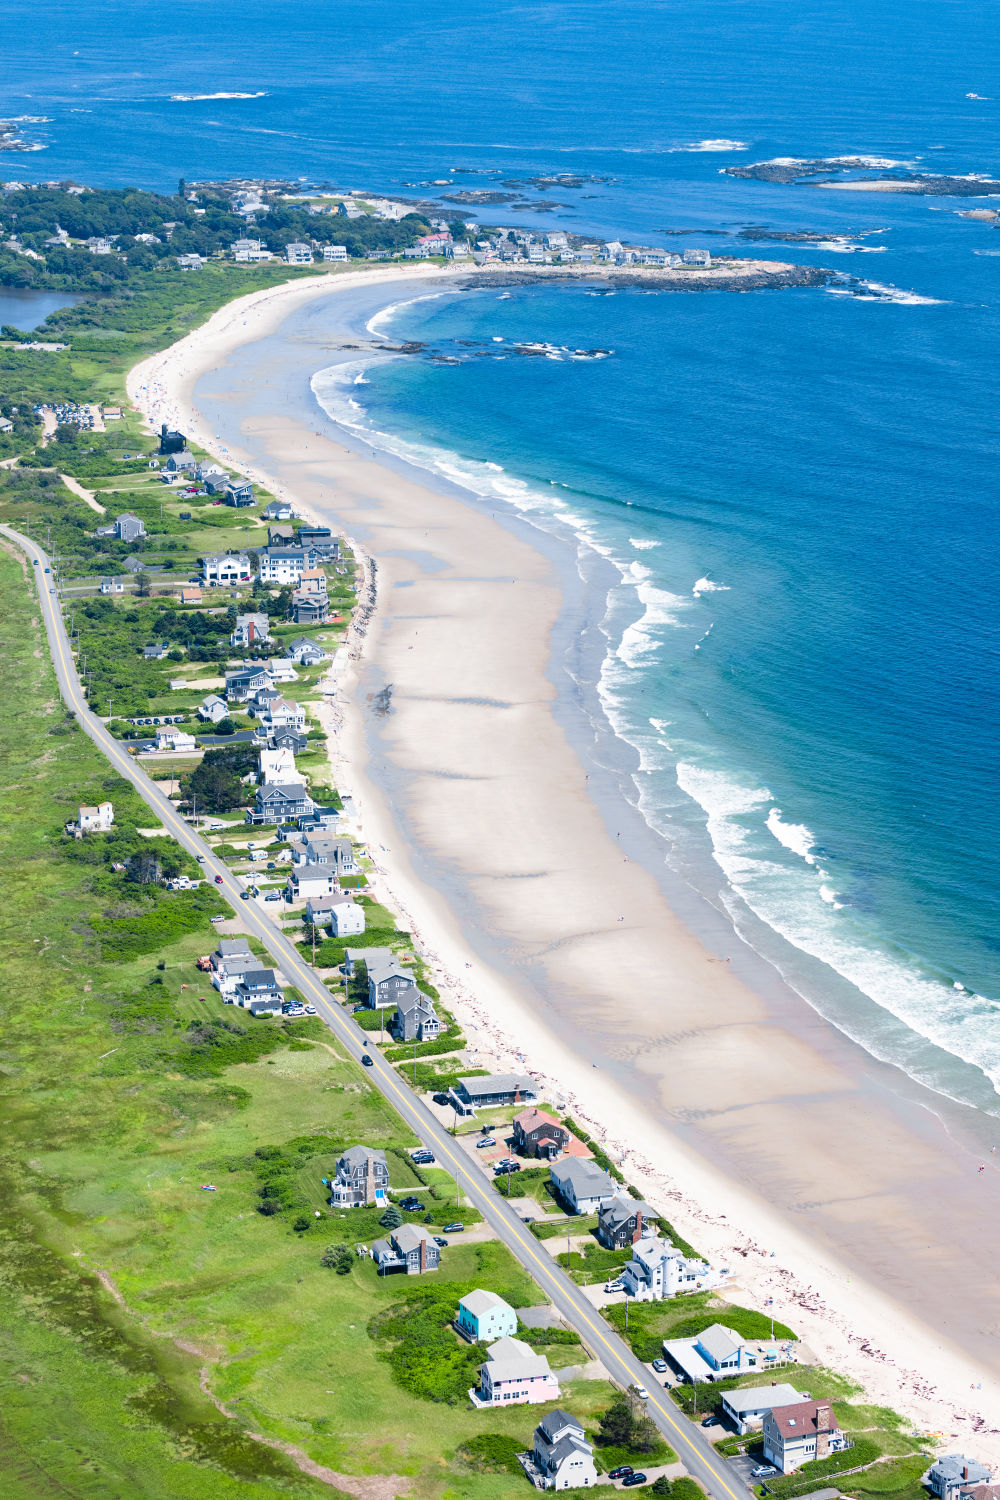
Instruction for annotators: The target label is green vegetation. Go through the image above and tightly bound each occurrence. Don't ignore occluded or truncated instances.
[592,1391,673,1470]
[603,1291,796,1367]
[455,1432,525,1476]
[557,1241,633,1285]
[652,1479,704,1500]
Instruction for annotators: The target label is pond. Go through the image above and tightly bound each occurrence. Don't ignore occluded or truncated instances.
[0,286,80,332]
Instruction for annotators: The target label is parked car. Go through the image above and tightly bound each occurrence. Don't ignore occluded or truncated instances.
[751,1467,777,1480]
[285,1005,305,1017]
[432,1093,450,1106]
[608,1467,634,1480]
[475,1137,496,1149]
[494,1161,520,1175]
[265,892,280,902]
[304,1004,316,1015]
[442,1222,464,1233]
[267,861,276,869]
[701,1415,715,1427]
[604,1278,625,1293]
[399,1197,423,1212]
[210,915,225,924]
[433,1236,448,1248]
[651,1358,667,1373]
[622,1474,647,1488]
[410,1149,434,1163]
[361,1055,374,1068]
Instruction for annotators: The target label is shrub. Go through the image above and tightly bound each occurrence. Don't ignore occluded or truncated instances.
[321,1245,355,1275]
[379,1204,403,1229]
[457,1434,525,1476]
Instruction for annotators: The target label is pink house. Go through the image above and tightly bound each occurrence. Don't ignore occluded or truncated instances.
[470,1336,561,1408]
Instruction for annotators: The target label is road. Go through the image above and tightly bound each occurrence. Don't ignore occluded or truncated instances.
[6,524,745,1500]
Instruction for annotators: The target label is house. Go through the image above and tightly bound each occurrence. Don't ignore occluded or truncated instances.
[224,479,255,507]
[473,1337,559,1408]
[924,1459,996,1500]
[549,1159,616,1215]
[528,1409,598,1490]
[371,1223,440,1275]
[389,989,441,1044]
[66,801,114,837]
[143,641,171,660]
[293,831,356,872]
[164,449,196,473]
[287,861,341,900]
[204,473,233,495]
[95,512,147,542]
[291,594,329,625]
[286,635,328,666]
[297,803,339,832]
[297,525,338,558]
[329,1145,389,1208]
[225,666,273,702]
[258,546,309,585]
[323,244,349,261]
[367,956,417,1011]
[285,242,313,264]
[124,556,149,575]
[343,946,394,978]
[195,460,228,484]
[662,1323,784,1384]
[158,423,186,455]
[596,1196,660,1249]
[297,567,328,600]
[263,658,298,684]
[326,895,365,938]
[259,746,304,785]
[154,725,197,752]
[210,938,258,997]
[176,253,204,270]
[683,248,711,267]
[512,1107,569,1160]
[269,727,309,755]
[263,499,293,521]
[260,697,307,734]
[100,576,124,595]
[197,691,231,723]
[230,612,271,648]
[253,782,315,824]
[447,1073,538,1116]
[248,686,280,717]
[202,552,253,587]
[620,1234,721,1302]
[456,1289,517,1343]
[268,524,296,546]
[762,1399,849,1474]
[720,1385,810,1437]
[180,586,202,605]
[232,967,284,1015]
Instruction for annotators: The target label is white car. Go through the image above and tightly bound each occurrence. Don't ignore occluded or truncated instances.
[633,1384,649,1402]
[304,1004,317,1015]
[196,855,206,863]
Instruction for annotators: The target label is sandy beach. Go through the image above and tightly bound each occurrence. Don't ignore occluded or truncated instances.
[128,267,1000,1458]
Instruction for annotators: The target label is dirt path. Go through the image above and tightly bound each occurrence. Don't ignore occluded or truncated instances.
[58,472,107,514]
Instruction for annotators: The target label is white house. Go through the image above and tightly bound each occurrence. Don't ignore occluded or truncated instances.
[471,1337,559,1408]
[721,1385,810,1436]
[326,895,365,937]
[259,746,304,784]
[287,862,341,901]
[100,576,124,595]
[620,1234,725,1302]
[762,1399,849,1474]
[67,801,114,837]
[285,242,313,264]
[260,697,307,734]
[663,1323,795,1384]
[210,938,260,999]
[154,725,198,753]
[287,636,328,666]
[529,1409,598,1491]
[456,1289,518,1343]
[257,546,307,585]
[548,1159,617,1215]
[202,552,253,587]
[323,244,349,261]
[683,248,711,267]
[198,694,230,724]
[263,659,298,684]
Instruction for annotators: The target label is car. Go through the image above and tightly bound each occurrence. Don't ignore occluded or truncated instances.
[196,855,206,863]
[361,1054,374,1067]
[208,820,225,830]
[608,1467,634,1480]
[399,1197,423,1212]
[210,915,225,924]
[239,891,250,901]
[494,1162,521,1175]
[622,1475,647,1488]
[442,1222,465,1233]
[701,1414,715,1427]
[433,1236,448,1248]
[632,1385,649,1401]
[304,1004,316,1015]
[410,1148,434,1161]
[49,588,55,594]
[604,1279,625,1293]
[751,1467,777,1480]
[214,875,224,885]
[32,559,38,566]
[651,1358,667,1373]
[44,567,50,573]
[432,1092,450,1106]
[265,892,280,902]
[285,1005,305,1017]
[267,861,276,869]
[475,1137,496,1149]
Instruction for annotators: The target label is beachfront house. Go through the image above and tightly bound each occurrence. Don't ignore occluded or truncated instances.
[762,1399,849,1474]
[548,1159,617,1216]
[225,666,272,702]
[95,512,146,542]
[683,248,712,267]
[286,635,328,666]
[293,832,356,873]
[225,479,255,507]
[472,1337,559,1408]
[291,594,329,625]
[257,546,310,584]
[388,989,441,1044]
[259,745,303,784]
[230,612,271,649]
[923,1459,997,1500]
[372,1223,439,1276]
[296,525,339,559]
[457,1290,518,1343]
[285,242,313,264]
[297,567,328,600]
[326,895,365,937]
[447,1073,538,1117]
[596,1196,660,1249]
[263,499,293,520]
[164,448,196,473]
[512,1107,570,1160]
[367,955,417,1011]
[620,1234,721,1302]
[253,782,315,825]
[286,861,342,901]
[662,1322,788,1384]
[720,1385,810,1436]
[527,1409,598,1490]
[329,1146,389,1208]
[260,697,307,734]
[323,244,349,261]
[202,552,253,587]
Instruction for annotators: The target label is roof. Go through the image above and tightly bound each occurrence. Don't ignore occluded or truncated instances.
[339,1145,387,1171]
[460,1288,513,1317]
[260,782,310,799]
[392,1223,434,1254]
[697,1324,743,1365]
[485,1335,532,1360]
[536,1409,584,1444]
[456,1073,536,1100]
[367,958,414,987]
[931,1460,994,1485]
[549,1158,615,1196]
[767,1399,839,1440]
[600,1194,658,1228]
[483,1341,552,1383]
[217,939,251,956]
[722,1385,808,1417]
[237,967,280,989]
[344,946,394,968]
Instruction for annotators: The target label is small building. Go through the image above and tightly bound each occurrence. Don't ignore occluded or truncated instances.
[224,479,255,507]
[473,1337,559,1408]
[456,1289,518,1343]
[329,1145,389,1208]
[596,1195,659,1249]
[620,1234,721,1301]
[154,724,197,753]
[762,1398,849,1474]
[100,576,124,595]
[268,524,296,546]
[371,1223,440,1276]
[924,1459,996,1500]
[389,989,441,1044]
[549,1159,617,1216]
[233,968,284,1015]
[721,1384,810,1437]
[231,612,271,648]
[327,895,365,938]
[180,586,203,605]
[343,945,394,978]
[95,512,147,543]
[367,955,417,1011]
[662,1323,782,1384]
[202,552,253,587]
[286,635,328,666]
[66,801,114,837]
[285,242,314,264]
[164,449,196,473]
[447,1073,538,1116]
[528,1409,598,1490]
[263,499,293,521]
[143,641,171,660]
[512,1107,569,1160]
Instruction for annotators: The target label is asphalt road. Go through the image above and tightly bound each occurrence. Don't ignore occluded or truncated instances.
[7,524,745,1500]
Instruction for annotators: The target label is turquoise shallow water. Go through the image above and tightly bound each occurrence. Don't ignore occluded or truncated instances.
[8,0,1000,1108]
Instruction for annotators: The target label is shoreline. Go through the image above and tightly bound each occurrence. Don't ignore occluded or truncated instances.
[128,267,1000,1458]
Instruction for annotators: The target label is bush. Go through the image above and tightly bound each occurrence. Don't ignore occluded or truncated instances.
[764,1440,880,1498]
[379,1203,403,1229]
[457,1434,525,1476]
[321,1244,355,1275]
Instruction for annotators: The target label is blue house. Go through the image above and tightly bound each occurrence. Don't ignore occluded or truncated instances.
[456,1289,518,1343]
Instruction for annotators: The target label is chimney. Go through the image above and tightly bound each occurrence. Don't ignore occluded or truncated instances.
[963,1471,969,1483]
[419,1233,427,1272]
[633,1209,644,1245]
[815,1404,831,1459]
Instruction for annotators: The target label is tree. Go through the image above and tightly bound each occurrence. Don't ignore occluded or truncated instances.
[378,1203,403,1229]
[124,850,161,885]
[596,1395,634,1448]
[292,1214,312,1232]
[215,717,236,736]
[650,1479,672,1498]
[320,1244,354,1274]
[134,570,151,598]
[185,761,245,813]
[54,422,77,445]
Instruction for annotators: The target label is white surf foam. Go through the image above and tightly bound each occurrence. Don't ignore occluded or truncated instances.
[169,91,268,101]
[630,537,661,550]
[766,807,818,864]
[692,576,730,597]
[670,139,750,152]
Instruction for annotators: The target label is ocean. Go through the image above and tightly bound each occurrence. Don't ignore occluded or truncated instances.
[7,0,1000,1112]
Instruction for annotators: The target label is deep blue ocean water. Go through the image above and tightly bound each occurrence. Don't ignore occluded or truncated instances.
[6,0,1000,1107]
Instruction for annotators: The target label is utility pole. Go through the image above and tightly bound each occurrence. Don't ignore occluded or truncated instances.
[412,1035,417,1088]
